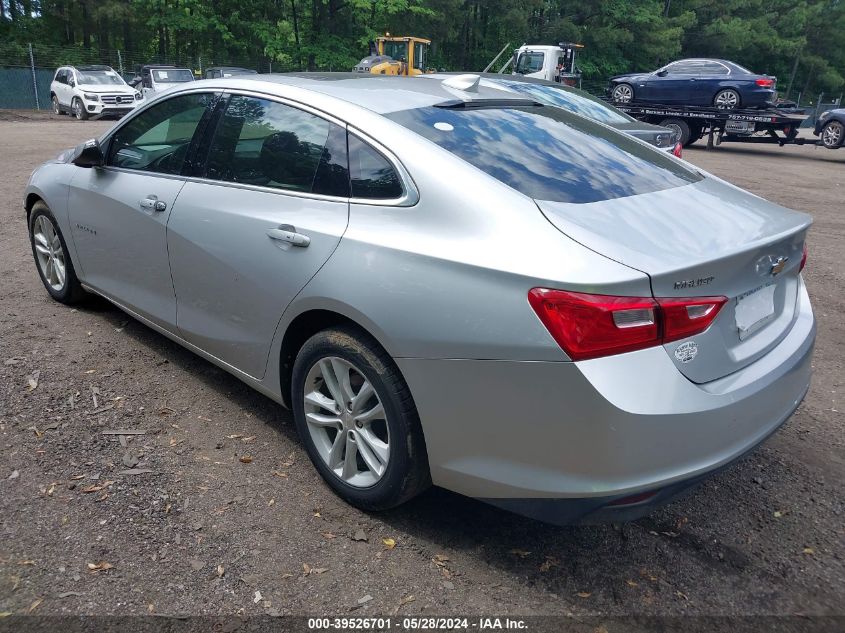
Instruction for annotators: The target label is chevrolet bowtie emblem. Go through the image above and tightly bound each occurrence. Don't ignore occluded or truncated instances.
[770,256,789,276]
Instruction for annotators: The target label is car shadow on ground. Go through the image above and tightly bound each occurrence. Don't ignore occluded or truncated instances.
[76,297,787,601]
[685,144,845,163]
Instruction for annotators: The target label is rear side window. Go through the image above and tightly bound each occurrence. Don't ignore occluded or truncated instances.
[205,95,349,197]
[387,105,701,204]
[349,135,402,199]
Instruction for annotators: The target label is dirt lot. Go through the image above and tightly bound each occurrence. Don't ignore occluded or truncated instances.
[1,111,843,621]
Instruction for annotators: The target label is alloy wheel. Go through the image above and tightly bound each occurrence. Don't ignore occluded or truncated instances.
[52,96,60,114]
[303,356,390,488]
[822,121,843,148]
[33,215,67,292]
[612,84,633,103]
[72,99,82,119]
[714,90,739,109]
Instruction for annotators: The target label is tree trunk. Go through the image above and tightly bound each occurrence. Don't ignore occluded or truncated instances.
[123,0,133,53]
[291,0,302,70]
[82,2,91,48]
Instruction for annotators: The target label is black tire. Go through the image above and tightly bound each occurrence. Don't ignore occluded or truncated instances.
[713,88,741,109]
[28,202,88,305]
[611,82,634,104]
[685,123,704,147]
[291,326,430,511]
[51,94,65,115]
[820,120,844,149]
[71,97,88,120]
[659,118,692,147]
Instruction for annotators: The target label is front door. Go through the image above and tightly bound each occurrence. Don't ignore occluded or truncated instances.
[167,94,351,378]
[646,61,696,104]
[67,91,216,329]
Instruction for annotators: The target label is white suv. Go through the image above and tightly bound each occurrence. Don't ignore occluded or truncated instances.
[51,65,142,120]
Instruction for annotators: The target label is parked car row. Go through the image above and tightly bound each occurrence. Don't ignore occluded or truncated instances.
[26,71,814,525]
[50,64,259,120]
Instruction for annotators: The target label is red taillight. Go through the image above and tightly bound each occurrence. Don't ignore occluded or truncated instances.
[800,244,808,272]
[657,296,728,343]
[528,289,727,361]
[756,78,775,88]
[672,142,683,158]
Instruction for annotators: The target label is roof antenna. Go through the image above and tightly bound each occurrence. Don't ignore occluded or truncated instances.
[442,74,481,92]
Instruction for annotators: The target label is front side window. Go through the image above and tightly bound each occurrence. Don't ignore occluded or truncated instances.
[700,62,729,76]
[387,105,701,204]
[515,52,544,74]
[349,135,403,199]
[414,43,426,71]
[663,61,695,74]
[205,95,349,196]
[108,92,214,174]
[383,41,407,62]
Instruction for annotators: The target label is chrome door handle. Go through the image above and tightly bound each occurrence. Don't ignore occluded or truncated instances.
[140,197,167,212]
[266,226,310,248]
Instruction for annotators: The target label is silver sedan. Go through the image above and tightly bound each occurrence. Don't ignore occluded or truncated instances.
[24,74,815,524]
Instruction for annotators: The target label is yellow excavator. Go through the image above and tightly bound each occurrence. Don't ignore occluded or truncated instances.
[353,34,431,76]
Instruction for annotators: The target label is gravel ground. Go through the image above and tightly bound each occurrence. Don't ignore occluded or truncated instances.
[0,111,843,620]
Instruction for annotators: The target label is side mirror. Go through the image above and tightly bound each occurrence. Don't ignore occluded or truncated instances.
[657,69,669,77]
[71,139,104,168]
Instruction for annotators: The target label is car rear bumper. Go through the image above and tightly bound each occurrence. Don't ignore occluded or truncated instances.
[742,88,776,106]
[396,280,814,523]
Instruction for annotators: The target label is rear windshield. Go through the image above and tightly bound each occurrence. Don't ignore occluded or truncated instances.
[387,105,701,204]
[153,69,194,83]
[496,80,634,125]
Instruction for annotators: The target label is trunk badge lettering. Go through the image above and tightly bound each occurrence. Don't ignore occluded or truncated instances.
[673,276,714,290]
[674,341,698,363]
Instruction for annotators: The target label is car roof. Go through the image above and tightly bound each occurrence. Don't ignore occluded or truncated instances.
[669,58,753,72]
[196,72,534,115]
[207,66,256,72]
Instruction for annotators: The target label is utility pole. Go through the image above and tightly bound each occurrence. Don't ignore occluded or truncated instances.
[28,43,40,110]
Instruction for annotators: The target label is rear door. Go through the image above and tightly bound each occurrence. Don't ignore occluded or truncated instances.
[166,93,351,378]
[53,69,68,105]
[67,91,217,329]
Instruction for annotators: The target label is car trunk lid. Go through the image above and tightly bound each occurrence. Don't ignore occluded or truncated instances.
[536,177,811,382]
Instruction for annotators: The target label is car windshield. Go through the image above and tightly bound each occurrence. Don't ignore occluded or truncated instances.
[77,70,125,85]
[387,104,701,204]
[383,41,408,61]
[495,80,634,124]
[152,69,194,83]
[515,52,544,74]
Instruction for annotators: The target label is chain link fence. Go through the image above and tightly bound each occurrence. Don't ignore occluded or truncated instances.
[2,41,842,120]
[0,42,298,110]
